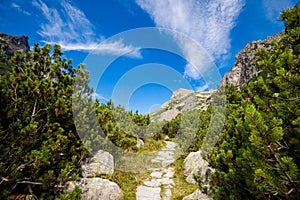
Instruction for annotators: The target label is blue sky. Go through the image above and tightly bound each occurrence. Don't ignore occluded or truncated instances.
[0,0,298,113]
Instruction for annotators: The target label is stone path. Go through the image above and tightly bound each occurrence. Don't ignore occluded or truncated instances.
[136,141,177,200]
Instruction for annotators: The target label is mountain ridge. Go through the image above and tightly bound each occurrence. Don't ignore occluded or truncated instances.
[221,30,285,89]
[0,32,30,58]
[151,30,285,121]
[150,88,212,121]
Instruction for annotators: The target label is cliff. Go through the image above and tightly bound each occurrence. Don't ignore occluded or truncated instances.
[0,32,30,58]
[221,31,285,89]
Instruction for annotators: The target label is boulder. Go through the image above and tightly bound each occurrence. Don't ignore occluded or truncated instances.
[184,150,214,186]
[65,178,123,200]
[137,138,144,148]
[82,150,114,177]
[183,189,212,200]
[136,185,161,200]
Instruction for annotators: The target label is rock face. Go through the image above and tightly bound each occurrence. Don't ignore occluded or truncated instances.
[151,88,212,121]
[82,150,114,177]
[184,150,214,186]
[65,178,123,200]
[183,150,214,200]
[221,31,284,89]
[0,32,30,58]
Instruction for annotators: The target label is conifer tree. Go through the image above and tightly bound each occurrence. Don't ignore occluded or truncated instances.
[0,44,89,198]
[209,4,300,199]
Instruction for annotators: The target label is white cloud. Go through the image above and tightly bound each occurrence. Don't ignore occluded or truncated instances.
[262,0,294,23]
[11,3,31,16]
[136,0,244,79]
[195,84,209,92]
[45,39,141,58]
[93,40,142,58]
[32,0,98,50]
[91,92,107,100]
[32,0,141,57]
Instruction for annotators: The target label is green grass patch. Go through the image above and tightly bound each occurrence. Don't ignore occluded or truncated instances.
[137,138,166,152]
[100,170,150,200]
[170,158,198,199]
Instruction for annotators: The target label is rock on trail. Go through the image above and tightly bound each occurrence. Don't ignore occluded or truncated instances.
[136,141,177,200]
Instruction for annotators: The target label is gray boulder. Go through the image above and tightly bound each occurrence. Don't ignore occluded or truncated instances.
[82,150,114,177]
[65,178,123,200]
[184,150,214,186]
[136,185,161,200]
[137,138,144,148]
[183,189,212,200]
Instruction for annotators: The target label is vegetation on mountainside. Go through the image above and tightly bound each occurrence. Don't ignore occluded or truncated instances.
[171,157,198,199]
[208,4,300,199]
[0,44,89,199]
[0,4,299,200]
[0,43,151,199]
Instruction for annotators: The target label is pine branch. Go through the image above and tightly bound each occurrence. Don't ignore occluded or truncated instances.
[268,144,300,194]
[276,96,300,101]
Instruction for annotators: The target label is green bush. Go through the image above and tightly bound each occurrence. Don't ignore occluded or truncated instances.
[209,4,300,199]
[0,44,90,198]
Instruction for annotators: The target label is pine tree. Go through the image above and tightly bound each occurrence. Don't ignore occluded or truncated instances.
[209,4,300,199]
[0,44,89,198]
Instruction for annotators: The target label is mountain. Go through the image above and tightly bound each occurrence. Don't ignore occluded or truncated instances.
[151,31,285,122]
[150,88,212,121]
[221,30,285,89]
[0,32,30,58]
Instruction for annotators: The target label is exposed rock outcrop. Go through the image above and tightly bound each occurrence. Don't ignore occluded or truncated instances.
[151,88,212,121]
[183,189,212,200]
[0,32,30,58]
[65,178,123,200]
[183,150,214,200]
[81,150,114,177]
[221,31,284,89]
[61,150,123,199]
[184,150,214,186]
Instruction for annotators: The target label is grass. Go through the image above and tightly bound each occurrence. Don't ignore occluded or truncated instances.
[98,140,196,199]
[137,138,166,152]
[97,138,166,199]
[99,170,150,200]
[170,157,198,199]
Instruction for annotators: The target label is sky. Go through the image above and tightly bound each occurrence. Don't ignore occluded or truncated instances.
[0,0,298,113]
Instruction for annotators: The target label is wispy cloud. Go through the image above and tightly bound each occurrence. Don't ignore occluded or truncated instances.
[262,0,294,23]
[91,92,108,101]
[93,39,142,58]
[32,0,141,57]
[195,84,209,92]
[46,39,141,58]
[136,0,244,79]
[32,0,99,50]
[11,3,31,16]
[116,0,136,15]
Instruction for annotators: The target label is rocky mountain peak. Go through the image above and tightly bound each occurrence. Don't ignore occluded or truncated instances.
[221,30,285,89]
[0,32,30,58]
[172,88,194,97]
[160,88,194,108]
[151,88,212,121]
